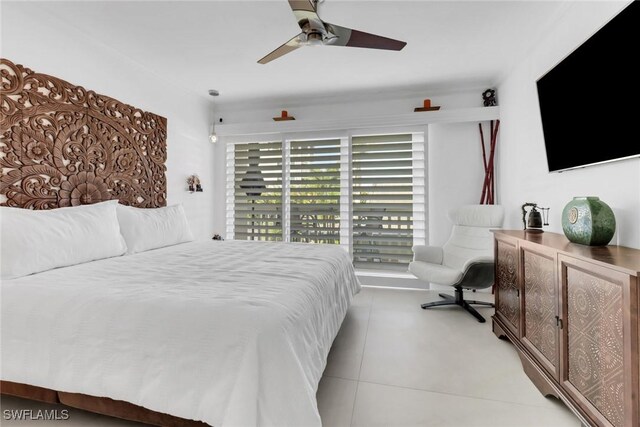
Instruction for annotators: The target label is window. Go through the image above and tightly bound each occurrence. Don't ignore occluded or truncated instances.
[227,142,283,241]
[226,133,426,271]
[352,134,416,270]
[289,139,341,244]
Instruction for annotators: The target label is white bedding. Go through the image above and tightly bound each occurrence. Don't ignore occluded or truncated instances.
[1,240,360,426]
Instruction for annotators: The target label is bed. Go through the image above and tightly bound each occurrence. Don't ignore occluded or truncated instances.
[1,239,360,426]
[0,58,360,426]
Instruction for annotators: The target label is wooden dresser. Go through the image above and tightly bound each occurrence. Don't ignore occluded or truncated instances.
[492,230,639,427]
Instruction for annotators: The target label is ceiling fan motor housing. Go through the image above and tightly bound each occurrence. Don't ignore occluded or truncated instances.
[307,32,325,45]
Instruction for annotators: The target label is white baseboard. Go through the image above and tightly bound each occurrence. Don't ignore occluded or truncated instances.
[355,272,493,293]
[356,270,427,289]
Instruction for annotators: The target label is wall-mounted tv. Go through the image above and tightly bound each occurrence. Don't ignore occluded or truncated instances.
[537,1,640,173]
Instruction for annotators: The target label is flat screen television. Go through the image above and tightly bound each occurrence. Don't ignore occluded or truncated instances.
[537,1,640,173]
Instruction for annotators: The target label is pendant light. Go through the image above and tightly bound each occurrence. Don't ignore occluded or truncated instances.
[208,89,219,143]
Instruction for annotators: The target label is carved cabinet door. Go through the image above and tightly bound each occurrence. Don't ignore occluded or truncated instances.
[520,242,560,380]
[558,255,639,427]
[494,236,520,336]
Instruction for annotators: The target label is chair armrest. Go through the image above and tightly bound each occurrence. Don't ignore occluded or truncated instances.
[412,245,443,265]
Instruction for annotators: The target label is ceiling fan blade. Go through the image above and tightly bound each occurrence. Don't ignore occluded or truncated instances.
[288,0,316,13]
[257,34,302,64]
[288,0,325,33]
[325,23,406,51]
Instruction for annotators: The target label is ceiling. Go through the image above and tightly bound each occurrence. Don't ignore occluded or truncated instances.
[6,1,572,107]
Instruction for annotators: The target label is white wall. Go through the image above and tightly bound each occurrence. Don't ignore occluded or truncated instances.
[1,3,216,238]
[217,89,483,124]
[428,123,487,247]
[497,1,640,249]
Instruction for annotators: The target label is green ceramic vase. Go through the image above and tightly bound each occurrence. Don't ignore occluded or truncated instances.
[561,197,616,246]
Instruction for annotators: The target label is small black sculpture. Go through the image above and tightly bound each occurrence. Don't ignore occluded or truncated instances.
[482,89,497,107]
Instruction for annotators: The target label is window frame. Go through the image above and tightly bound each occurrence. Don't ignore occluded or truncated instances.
[225,127,428,271]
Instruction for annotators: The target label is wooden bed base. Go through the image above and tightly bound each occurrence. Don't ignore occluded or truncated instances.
[0,381,210,427]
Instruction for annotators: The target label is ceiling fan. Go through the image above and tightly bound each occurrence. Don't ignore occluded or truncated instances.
[258,0,407,64]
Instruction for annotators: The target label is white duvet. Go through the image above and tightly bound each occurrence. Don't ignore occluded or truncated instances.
[1,240,360,426]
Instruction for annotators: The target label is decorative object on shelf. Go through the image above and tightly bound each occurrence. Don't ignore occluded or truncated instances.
[273,110,295,121]
[521,202,549,233]
[212,234,224,241]
[414,99,440,112]
[482,88,497,106]
[208,89,219,143]
[561,196,616,245]
[478,120,500,204]
[187,175,203,193]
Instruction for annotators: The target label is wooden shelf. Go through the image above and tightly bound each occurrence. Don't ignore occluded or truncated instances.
[217,106,499,141]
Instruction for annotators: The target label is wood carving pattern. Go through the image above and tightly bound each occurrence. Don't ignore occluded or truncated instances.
[523,251,557,369]
[0,58,167,209]
[496,241,519,331]
[566,267,624,427]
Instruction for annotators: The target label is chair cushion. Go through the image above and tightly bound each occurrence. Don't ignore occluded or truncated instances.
[443,225,494,271]
[409,261,463,286]
[448,205,504,227]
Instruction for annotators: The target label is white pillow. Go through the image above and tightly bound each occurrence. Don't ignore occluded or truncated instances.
[1,200,127,280]
[116,204,193,254]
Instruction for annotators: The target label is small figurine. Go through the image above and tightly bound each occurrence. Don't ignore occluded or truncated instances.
[212,234,224,241]
[482,88,497,107]
[187,174,203,193]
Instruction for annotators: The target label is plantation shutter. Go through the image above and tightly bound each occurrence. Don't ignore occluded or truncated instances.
[225,132,426,272]
[289,139,341,244]
[351,134,420,270]
[229,142,283,241]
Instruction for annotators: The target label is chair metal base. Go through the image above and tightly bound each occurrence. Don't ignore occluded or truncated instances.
[421,287,495,323]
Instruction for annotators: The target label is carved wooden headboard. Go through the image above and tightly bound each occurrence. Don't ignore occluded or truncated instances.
[0,58,167,209]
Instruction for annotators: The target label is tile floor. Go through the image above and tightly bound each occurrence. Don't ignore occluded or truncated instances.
[1,287,581,427]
